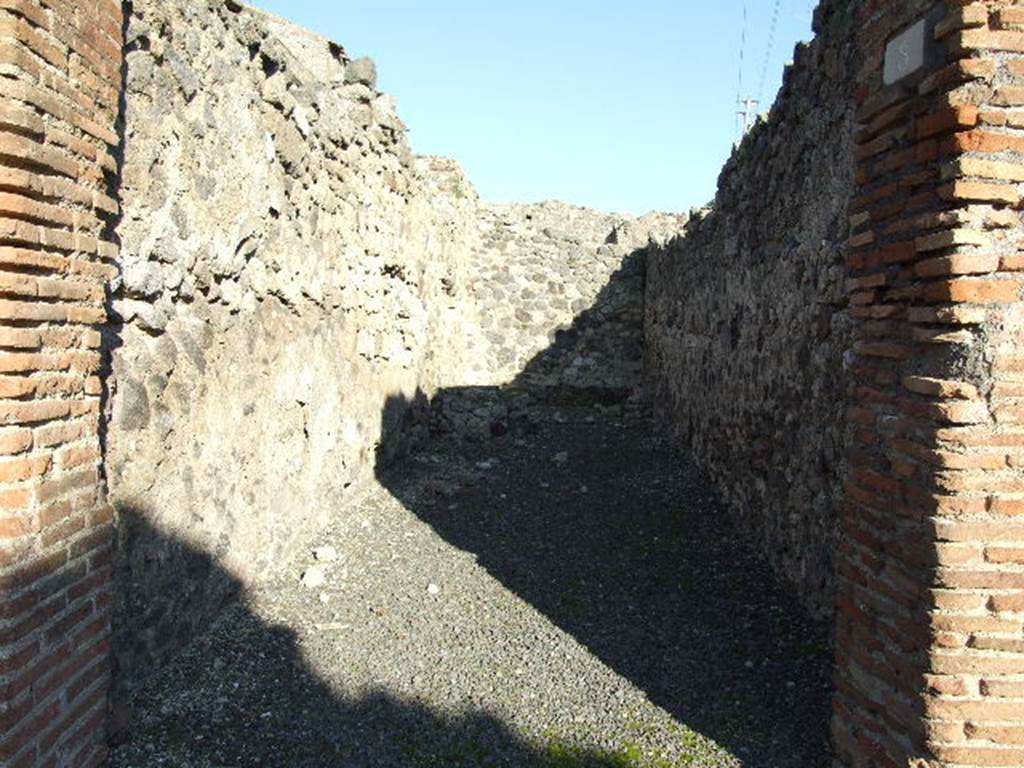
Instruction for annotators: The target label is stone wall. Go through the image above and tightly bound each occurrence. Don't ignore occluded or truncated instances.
[108,0,678,697]
[0,1,122,766]
[430,202,681,439]
[465,202,682,398]
[108,0,482,696]
[644,0,856,617]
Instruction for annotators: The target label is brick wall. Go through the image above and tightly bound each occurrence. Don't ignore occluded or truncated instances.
[0,1,122,766]
[835,1,1024,765]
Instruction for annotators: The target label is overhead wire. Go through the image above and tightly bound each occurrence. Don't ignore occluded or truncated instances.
[757,0,783,108]
[735,0,748,139]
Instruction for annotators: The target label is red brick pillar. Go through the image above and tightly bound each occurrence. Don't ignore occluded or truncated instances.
[836,1,1024,766]
[0,1,122,766]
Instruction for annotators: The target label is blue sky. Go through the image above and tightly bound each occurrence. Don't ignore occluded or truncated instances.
[249,1,817,214]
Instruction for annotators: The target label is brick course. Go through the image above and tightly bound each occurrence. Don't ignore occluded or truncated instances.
[836,1,1024,765]
[0,0,120,766]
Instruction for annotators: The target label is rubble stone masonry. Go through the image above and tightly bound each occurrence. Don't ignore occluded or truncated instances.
[645,0,856,618]
[0,0,122,766]
[108,0,481,696]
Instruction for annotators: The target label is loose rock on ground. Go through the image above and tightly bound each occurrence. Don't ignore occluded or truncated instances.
[111,409,833,768]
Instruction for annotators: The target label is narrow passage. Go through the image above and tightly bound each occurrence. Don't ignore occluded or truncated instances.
[112,407,833,768]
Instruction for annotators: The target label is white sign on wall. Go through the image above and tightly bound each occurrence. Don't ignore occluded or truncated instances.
[884,19,927,85]
[883,6,945,86]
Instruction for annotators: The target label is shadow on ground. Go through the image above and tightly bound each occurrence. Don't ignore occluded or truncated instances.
[109,245,833,767]
[365,249,834,765]
[110,510,677,768]
[373,401,834,768]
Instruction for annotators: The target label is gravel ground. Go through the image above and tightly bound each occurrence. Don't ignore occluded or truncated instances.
[110,408,833,768]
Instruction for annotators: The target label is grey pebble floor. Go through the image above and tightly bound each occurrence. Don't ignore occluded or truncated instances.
[110,410,833,768]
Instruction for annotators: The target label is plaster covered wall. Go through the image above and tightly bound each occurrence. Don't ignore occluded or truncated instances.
[644,2,856,617]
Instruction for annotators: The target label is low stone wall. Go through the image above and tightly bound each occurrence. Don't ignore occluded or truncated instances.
[644,1,856,617]
[462,203,682,401]
[428,203,681,440]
